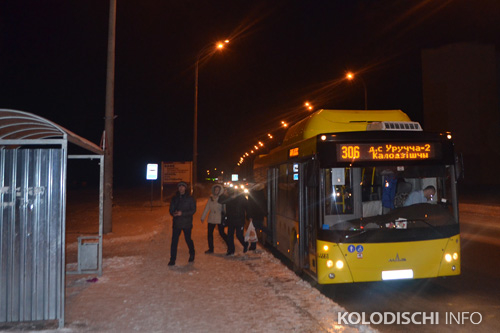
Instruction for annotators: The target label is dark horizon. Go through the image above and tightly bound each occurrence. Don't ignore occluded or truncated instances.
[1,0,499,186]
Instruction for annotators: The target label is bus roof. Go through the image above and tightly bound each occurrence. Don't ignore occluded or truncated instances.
[282,109,411,146]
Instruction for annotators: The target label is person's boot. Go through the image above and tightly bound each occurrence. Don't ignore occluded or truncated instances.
[188,254,195,262]
[205,249,214,254]
[168,260,175,266]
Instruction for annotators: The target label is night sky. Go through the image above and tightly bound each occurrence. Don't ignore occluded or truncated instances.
[1,0,499,186]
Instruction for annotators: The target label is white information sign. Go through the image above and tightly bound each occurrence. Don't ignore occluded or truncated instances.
[146,164,158,180]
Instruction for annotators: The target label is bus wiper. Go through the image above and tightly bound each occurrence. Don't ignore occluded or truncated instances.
[398,218,445,237]
[345,227,368,240]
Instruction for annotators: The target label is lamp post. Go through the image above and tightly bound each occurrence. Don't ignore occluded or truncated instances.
[103,0,116,234]
[193,40,228,190]
[346,72,367,110]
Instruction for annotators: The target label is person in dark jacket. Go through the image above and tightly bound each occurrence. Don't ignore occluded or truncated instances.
[247,183,267,251]
[218,187,248,255]
[168,182,196,266]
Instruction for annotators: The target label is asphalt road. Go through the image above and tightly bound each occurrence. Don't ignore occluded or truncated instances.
[318,201,500,332]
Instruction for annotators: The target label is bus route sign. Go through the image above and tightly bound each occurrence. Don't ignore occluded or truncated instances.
[336,143,438,162]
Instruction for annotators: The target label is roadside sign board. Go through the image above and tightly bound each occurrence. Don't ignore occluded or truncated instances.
[161,161,193,201]
[161,161,192,184]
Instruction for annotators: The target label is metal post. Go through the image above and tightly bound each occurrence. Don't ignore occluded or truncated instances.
[103,0,116,234]
[193,58,199,191]
[360,78,368,110]
[150,180,153,211]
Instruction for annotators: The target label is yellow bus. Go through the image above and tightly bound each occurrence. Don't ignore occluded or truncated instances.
[253,109,461,284]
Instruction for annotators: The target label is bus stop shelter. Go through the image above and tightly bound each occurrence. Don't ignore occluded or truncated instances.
[0,109,104,328]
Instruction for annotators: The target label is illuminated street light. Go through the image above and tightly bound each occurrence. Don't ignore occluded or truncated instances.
[345,71,367,110]
[217,40,229,49]
[194,40,229,188]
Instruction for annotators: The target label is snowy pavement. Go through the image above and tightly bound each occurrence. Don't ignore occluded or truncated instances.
[27,194,375,332]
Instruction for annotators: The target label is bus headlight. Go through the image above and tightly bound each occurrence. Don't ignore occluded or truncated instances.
[445,253,452,262]
[323,245,329,251]
[452,252,458,260]
[336,260,344,269]
[326,260,334,268]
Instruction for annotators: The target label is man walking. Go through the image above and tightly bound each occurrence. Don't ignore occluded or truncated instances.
[168,182,196,266]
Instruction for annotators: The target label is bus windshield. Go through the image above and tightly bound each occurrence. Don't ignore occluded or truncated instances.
[323,165,458,233]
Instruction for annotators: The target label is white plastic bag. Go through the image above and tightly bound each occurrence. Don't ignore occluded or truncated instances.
[245,221,258,243]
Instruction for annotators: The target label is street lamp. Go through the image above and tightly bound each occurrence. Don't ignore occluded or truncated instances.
[346,72,368,110]
[193,40,229,190]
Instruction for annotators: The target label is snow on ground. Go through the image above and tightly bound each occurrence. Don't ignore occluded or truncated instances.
[19,190,376,332]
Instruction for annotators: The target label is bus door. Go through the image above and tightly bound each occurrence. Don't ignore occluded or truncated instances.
[267,167,278,246]
[303,160,319,274]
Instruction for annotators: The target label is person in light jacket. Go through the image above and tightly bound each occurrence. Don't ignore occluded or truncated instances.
[168,182,196,266]
[201,184,228,254]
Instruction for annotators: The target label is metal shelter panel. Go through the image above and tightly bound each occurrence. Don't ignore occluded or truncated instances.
[0,149,65,323]
[0,109,104,328]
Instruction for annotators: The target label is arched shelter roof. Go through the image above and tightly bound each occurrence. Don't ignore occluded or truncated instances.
[0,109,103,155]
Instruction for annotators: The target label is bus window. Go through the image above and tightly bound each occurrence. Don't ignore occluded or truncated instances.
[333,164,458,232]
[277,163,299,221]
[324,168,353,215]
